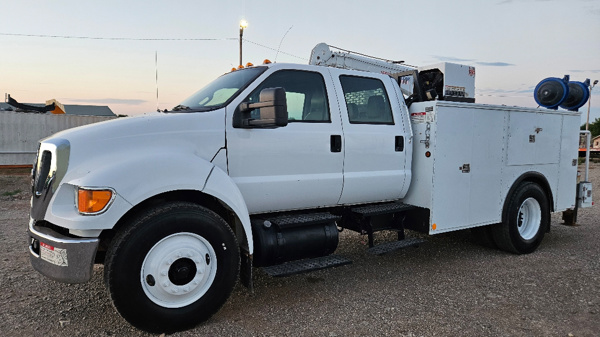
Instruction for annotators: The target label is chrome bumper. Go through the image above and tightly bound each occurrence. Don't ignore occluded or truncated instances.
[28,219,99,283]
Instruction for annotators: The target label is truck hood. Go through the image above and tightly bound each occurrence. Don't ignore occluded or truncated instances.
[44,110,226,179]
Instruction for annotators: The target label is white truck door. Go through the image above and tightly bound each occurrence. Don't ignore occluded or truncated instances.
[226,68,344,214]
[333,72,410,204]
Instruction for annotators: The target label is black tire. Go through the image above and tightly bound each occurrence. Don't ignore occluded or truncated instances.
[492,182,550,254]
[470,225,497,249]
[104,202,240,333]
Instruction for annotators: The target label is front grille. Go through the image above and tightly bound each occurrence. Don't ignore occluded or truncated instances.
[34,150,52,196]
[30,138,70,221]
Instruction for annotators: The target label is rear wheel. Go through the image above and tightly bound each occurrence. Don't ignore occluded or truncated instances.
[104,202,240,333]
[492,182,550,254]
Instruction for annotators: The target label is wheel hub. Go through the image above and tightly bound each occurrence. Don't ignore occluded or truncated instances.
[141,232,217,308]
[516,197,541,240]
[169,258,197,286]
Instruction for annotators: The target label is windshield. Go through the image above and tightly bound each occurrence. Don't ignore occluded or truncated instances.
[173,66,267,112]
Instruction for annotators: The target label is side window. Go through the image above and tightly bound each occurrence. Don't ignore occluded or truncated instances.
[339,75,394,124]
[247,70,330,122]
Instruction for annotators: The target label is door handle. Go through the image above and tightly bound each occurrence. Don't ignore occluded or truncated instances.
[331,135,342,152]
[395,136,404,152]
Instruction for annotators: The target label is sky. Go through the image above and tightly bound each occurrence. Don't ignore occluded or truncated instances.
[1,0,599,124]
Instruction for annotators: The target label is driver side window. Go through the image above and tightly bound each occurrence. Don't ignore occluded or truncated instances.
[247,70,330,122]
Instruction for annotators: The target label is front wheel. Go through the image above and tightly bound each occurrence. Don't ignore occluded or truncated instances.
[104,202,240,333]
[492,182,550,254]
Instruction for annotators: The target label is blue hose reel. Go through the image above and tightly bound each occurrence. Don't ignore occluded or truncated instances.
[534,75,591,111]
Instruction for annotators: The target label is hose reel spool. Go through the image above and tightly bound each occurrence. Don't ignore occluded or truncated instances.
[534,75,591,111]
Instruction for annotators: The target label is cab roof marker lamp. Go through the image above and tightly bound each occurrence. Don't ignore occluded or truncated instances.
[77,187,116,215]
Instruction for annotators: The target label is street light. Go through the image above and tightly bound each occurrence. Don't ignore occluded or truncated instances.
[586,79,598,131]
[239,19,248,67]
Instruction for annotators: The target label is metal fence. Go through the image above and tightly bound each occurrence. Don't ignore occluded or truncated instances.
[0,111,116,166]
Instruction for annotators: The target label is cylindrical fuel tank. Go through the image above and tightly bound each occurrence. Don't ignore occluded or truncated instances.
[251,218,339,267]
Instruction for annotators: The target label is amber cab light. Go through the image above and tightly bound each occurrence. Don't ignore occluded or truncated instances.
[78,188,113,214]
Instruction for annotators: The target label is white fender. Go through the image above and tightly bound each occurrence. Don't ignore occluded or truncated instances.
[202,166,254,254]
[47,153,215,231]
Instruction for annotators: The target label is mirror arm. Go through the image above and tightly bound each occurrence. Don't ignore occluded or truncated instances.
[239,101,275,112]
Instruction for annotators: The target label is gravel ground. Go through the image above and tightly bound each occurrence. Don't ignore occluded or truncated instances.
[1,165,599,337]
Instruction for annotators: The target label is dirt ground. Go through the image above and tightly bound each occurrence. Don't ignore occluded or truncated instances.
[1,165,599,337]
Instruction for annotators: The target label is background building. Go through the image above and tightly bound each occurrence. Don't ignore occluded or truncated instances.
[0,102,117,166]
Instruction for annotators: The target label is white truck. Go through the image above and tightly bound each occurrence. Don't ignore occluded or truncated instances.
[28,43,592,332]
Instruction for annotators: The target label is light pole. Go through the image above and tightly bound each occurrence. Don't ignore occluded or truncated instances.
[587,79,598,131]
[239,19,248,67]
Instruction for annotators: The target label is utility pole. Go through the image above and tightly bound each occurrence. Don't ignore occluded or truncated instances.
[586,79,598,131]
[239,20,248,66]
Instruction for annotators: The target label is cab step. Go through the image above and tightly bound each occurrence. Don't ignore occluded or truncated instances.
[351,202,414,217]
[262,255,352,277]
[367,237,426,255]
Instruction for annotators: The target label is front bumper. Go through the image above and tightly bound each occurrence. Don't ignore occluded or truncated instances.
[28,219,99,283]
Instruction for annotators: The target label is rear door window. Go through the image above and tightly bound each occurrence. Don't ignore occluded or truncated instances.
[339,75,394,124]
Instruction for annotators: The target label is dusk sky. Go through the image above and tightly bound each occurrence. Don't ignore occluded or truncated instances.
[1,0,599,123]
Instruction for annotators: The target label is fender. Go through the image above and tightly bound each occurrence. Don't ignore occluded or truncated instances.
[502,171,554,223]
[202,165,254,254]
[46,150,255,253]
[45,152,215,232]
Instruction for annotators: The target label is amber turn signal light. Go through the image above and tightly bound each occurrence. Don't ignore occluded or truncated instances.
[78,188,113,214]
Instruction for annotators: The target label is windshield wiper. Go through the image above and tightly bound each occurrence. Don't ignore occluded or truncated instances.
[171,105,191,111]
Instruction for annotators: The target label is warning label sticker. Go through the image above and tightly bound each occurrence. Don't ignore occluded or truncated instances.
[40,242,68,267]
[410,112,427,123]
[410,109,435,124]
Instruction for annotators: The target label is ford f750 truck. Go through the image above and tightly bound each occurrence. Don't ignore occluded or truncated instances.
[28,43,593,332]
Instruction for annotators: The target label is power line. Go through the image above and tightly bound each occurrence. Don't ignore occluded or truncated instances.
[0,32,237,41]
[0,32,308,61]
[243,39,307,61]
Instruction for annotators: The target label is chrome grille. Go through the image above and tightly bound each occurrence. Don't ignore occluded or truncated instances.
[34,150,52,196]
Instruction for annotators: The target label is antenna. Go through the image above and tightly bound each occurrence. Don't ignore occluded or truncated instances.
[275,26,293,62]
[155,51,160,112]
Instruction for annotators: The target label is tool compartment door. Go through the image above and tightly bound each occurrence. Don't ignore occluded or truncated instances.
[429,103,505,232]
[507,111,561,166]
